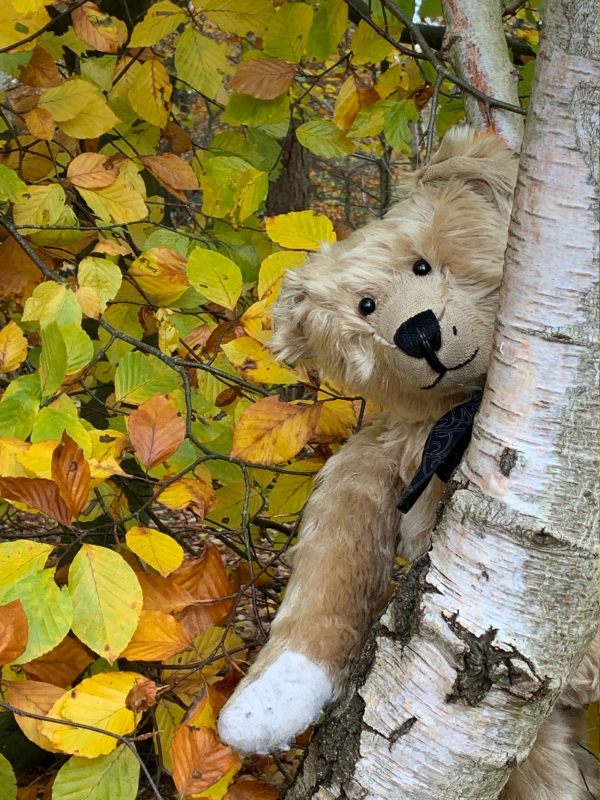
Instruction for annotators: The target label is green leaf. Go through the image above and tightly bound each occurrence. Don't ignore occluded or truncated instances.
[175,27,231,101]
[194,0,274,37]
[198,155,268,222]
[69,544,143,661]
[114,351,180,405]
[31,407,92,456]
[307,0,348,60]
[0,539,52,590]
[187,248,243,310]
[61,324,94,375]
[0,164,26,203]
[129,0,186,47]
[222,92,289,127]
[0,569,72,663]
[78,257,123,313]
[352,19,396,64]
[296,119,355,157]
[209,129,281,175]
[384,98,419,149]
[22,283,82,330]
[419,0,443,18]
[39,321,68,397]
[264,2,314,62]
[53,746,140,800]
[348,97,395,139]
[0,754,16,800]
[98,283,145,365]
[0,374,40,439]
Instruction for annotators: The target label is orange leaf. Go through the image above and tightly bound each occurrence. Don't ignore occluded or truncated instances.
[140,153,199,193]
[19,46,61,88]
[164,121,193,155]
[127,394,185,470]
[0,599,28,665]
[171,547,233,637]
[334,74,379,131]
[25,107,55,140]
[51,432,91,518]
[21,635,94,687]
[0,236,47,306]
[231,396,322,465]
[135,571,196,614]
[170,725,241,796]
[125,676,158,713]
[6,680,65,752]
[225,778,280,800]
[156,477,216,518]
[121,610,191,661]
[72,1,127,53]
[229,58,296,100]
[67,152,119,189]
[0,477,71,526]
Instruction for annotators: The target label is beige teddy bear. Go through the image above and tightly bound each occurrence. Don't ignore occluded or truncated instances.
[218,128,598,799]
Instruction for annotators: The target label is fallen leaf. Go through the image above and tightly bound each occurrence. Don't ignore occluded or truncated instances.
[126,395,185,470]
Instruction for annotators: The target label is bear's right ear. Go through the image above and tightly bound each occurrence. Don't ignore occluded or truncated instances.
[269,269,313,365]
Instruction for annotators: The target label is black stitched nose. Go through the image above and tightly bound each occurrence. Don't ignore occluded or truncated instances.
[394,310,445,372]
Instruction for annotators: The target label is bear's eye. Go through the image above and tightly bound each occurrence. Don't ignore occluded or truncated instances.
[412,259,432,276]
[358,297,376,316]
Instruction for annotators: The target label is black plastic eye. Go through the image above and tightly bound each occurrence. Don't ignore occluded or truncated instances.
[412,259,432,276]
[358,297,376,316]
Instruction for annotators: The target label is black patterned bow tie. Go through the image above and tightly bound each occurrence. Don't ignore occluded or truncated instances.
[397,391,483,514]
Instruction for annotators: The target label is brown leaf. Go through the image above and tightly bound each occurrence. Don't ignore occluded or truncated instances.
[51,432,91,518]
[19,46,61,88]
[0,600,28,665]
[135,571,196,614]
[179,323,212,358]
[0,477,71,526]
[127,394,185,470]
[140,153,199,200]
[21,635,94,687]
[225,777,280,800]
[171,546,233,637]
[170,725,241,796]
[229,58,296,100]
[6,680,65,752]
[67,152,119,189]
[72,1,127,53]
[163,121,193,155]
[0,236,47,306]
[25,107,56,141]
[125,676,158,713]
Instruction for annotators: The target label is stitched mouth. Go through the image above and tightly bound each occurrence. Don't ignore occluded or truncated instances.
[421,347,480,390]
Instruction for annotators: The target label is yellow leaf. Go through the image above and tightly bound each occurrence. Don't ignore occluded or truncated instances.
[41,671,144,757]
[268,460,321,517]
[0,438,29,478]
[17,439,56,479]
[121,610,191,660]
[239,298,272,344]
[194,0,273,37]
[187,249,242,310]
[222,337,299,385]
[130,0,186,47]
[76,173,148,224]
[24,107,55,140]
[0,5,50,51]
[128,247,189,306]
[232,396,321,464]
[13,183,67,234]
[126,526,184,577]
[68,544,143,661]
[156,478,216,517]
[265,210,336,251]
[263,1,314,63]
[72,1,127,54]
[0,539,52,590]
[67,153,119,189]
[257,250,306,301]
[334,73,380,131]
[0,322,27,373]
[128,58,172,128]
[59,94,120,139]
[155,700,185,774]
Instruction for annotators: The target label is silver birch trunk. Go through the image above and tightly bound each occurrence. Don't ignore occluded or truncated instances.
[286,1,599,798]
[442,0,524,150]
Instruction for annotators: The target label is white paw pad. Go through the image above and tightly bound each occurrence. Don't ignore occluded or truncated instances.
[218,651,333,753]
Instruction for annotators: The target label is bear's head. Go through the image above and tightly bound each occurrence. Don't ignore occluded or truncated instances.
[270,128,518,420]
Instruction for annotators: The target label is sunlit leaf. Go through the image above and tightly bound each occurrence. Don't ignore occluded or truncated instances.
[0,539,52,589]
[334,73,380,131]
[41,671,146,757]
[76,172,148,224]
[169,547,233,636]
[67,153,119,189]
[126,526,184,577]
[265,210,335,251]
[187,248,243,310]
[52,746,140,800]
[257,251,306,301]
[78,256,123,313]
[198,155,268,223]
[69,544,143,661]
[232,396,321,464]
[156,477,216,519]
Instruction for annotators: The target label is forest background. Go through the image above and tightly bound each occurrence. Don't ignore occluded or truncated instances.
[0,1,594,799]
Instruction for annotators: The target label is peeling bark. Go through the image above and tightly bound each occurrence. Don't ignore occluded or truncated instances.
[442,0,524,150]
[286,1,598,798]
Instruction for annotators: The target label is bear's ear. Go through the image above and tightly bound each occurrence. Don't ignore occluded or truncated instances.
[269,269,313,364]
[420,126,518,210]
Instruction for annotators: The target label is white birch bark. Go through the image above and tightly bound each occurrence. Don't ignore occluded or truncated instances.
[287,1,598,797]
[442,0,524,150]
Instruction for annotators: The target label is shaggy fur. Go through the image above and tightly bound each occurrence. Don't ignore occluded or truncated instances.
[218,128,599,797]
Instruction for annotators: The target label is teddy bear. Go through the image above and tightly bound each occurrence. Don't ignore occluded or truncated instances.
[218,127,598,799]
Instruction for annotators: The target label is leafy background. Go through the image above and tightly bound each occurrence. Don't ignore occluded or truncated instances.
[0,1,591,799]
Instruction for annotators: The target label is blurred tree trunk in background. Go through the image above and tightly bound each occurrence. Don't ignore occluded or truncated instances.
[267,119,311,215]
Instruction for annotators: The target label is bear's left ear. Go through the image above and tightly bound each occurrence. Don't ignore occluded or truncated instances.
[269,269,313,365]
[420,126,518,211]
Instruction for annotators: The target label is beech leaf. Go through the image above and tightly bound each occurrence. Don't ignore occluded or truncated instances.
[229,58,296,100]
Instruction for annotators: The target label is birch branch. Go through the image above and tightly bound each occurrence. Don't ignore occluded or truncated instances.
[287,0,598,797]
